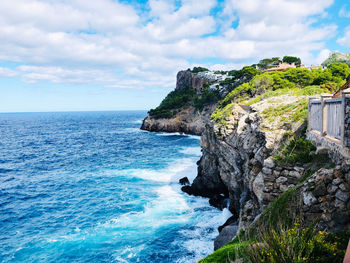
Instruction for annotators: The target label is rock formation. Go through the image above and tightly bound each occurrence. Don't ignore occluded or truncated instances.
[141,69,218,135]
[185,94,350,249]
[141,105,215,135]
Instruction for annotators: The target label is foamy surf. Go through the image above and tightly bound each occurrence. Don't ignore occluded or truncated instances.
[124,156,199,183]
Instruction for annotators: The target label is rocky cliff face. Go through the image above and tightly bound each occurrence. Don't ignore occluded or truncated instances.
[141,105,215,135]
[185,94,350,250]
[141,69,215,135]
[176,70,209,91]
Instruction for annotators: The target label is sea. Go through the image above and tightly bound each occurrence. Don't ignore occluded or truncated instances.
[0,111,231,263]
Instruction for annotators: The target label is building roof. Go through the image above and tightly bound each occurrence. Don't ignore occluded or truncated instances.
[332,79,350,98]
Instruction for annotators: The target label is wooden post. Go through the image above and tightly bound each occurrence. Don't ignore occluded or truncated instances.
[341,90,350,146]
[320,93,332,136]
[308,96,317,131]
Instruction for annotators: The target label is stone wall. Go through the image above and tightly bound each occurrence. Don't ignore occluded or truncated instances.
[301,166,350,231]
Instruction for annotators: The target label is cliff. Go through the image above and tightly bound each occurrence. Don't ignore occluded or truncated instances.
[186,93,350,252]
[143,59,350,262]
[141,105,215,135]
[141,69,230,135]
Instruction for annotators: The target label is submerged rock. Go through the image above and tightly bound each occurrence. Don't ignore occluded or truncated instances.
[179,177,190,186]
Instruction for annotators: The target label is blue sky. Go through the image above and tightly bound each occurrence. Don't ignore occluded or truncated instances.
[0,0,349,112]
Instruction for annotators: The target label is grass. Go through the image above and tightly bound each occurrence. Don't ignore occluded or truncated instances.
[200,219,349,263]
[199,240,250,263]
[248,221,348,263]
[261,98,308,124]
[260,188,299,228]
[211,103,235,126]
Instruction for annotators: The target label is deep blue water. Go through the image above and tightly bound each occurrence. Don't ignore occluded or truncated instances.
[0,111,230,263]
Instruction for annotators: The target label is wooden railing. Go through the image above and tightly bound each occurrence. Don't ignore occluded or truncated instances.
[325,99,342,139]
[309,101,322,132]
[308,92,347,144]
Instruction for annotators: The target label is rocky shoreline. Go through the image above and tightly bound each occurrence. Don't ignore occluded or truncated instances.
[142,93,350,252]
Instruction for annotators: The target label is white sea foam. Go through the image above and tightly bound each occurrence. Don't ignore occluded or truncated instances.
[176,207,232,262]
[132,119,143,124]
[125,157,198,183]
[46,148,229,263]
[179,146,202,156]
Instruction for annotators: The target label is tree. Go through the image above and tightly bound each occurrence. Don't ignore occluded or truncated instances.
[311,68,333,85]
[327,62,350,80]
[257,57,281,70]
[192,67,209,73]
[239,66,261,81]
[282,56,302,67]
[284,68,313,87]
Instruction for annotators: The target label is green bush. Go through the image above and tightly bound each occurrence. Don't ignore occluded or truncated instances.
[194,88,222,110]
[192,66,209,73]
[261,98,308,125]
[248,221,348,263]
[148,87,196,118]
[282,56,302,67]
[274,136,316,165]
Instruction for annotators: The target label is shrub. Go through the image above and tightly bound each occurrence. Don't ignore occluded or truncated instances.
[274,136,316,165]
[282,56,302,67]
[192,66,209,73]
[194,88,222,110]
[248,221,347,263]
[148,87,196,118]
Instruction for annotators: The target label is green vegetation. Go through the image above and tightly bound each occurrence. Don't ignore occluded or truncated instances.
[256,56,301,70]
[322,52,350,67]
[194,88,222,110]
[201,187,349,263]
[248,222,348,263]
[327,62,350,80]
[273,136,316,165]
[211,103,236,126]
[200,240,250,263]
[192,66,209,73]
[212,62,350,124]
[201,217,349,263]
[149,85,222,118]
[261,98,308,124]
[282,55,302,67]
[257,57,281,70]
[148,87,196,118]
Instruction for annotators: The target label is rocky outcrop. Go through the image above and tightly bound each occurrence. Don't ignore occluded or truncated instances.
[176,70,209,91]
[184,94,350,249]
[141,70,214,135]
[141,105,216,135]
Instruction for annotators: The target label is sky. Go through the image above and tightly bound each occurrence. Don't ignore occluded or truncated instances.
[0,0,349,112]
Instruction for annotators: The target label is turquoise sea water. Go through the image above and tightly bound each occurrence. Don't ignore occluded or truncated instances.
[0,111,230,263]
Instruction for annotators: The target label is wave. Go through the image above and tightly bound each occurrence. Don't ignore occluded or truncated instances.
[124,157,198,183]
[179,147,202,156]
[131,119,143,124]
[156,132,200,141]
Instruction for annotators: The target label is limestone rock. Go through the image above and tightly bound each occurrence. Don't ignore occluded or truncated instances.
[214,225,238,250]
[303,191,318,206]
[335,190,349,202]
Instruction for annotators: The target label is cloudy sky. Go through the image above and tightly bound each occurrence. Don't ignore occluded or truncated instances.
[0,0,349,112]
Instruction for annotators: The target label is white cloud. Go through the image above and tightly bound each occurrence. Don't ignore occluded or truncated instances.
[337,27,350,47]
[0,67,18,77]
[0,0,339,91]
[339,5,350,18]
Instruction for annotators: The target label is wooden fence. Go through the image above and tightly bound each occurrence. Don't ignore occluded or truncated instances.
[309,101,322,132]
[308,93,345,143]
[325,99,342,139]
